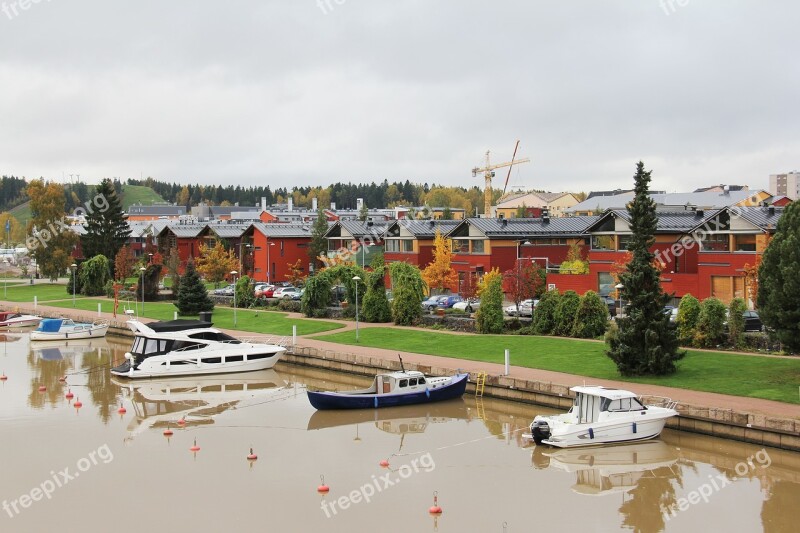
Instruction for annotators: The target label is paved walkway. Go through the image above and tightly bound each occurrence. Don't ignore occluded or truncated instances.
[4,298,799,421]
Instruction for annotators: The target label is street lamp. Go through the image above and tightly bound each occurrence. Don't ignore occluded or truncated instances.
[148,253,153,264]
[71,263,77,308]
[231,270,238,327]
[266,241,276,284]
[615,283,624,319]
[140,266,146,316]
[353,275,361,342]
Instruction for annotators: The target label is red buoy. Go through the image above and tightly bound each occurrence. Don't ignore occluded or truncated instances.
[0,373,7,381]
[428,492,442,514]
[177,417,186,427]
[317,475,330,493]
[38,385,47,392]
[379,459,390,468]
[74,397,83,408]
[189,438,200,452]
[65,389,74,400]
[163,427,174,437]
[58,375,67,382]
[247,447,258,461]
[117,404,127,414]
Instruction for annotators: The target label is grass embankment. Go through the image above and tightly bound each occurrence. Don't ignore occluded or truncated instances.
[0,283,86,303]
[311,328,800,404]
[45,298,342,336]
[120,184,165,209]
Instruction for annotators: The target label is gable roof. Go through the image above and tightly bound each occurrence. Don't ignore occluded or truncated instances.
[160,223,207,238]
[731,206,784,231]
[450,216,599,239]
[589,209,724,234]
[207,224,251,239]
[385,219,462,239]
[325,220,389,240]
[251,222,316,238]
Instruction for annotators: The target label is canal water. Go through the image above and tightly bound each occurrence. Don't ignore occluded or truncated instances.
[0,334,798,532]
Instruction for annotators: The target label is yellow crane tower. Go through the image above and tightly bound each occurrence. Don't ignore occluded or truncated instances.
[471,143,530,217]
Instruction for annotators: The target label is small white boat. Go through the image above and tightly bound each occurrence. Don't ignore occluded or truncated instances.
[528,386,678,448]
[29,318,109,341]
[110,319,287,379]
[0,311,42,328]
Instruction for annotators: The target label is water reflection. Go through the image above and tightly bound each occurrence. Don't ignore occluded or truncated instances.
[113,370,288,439]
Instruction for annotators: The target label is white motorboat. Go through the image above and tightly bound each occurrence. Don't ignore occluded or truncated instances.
[528,386,678,448]
[29,318,109,341]
[0,311,42,328]
[110,319,287,379]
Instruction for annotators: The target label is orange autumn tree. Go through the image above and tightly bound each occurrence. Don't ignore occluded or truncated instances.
[421,230,457,293]
[195,241,238,287]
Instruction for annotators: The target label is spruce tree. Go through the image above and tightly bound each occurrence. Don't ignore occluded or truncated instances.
[606,162,684,375]
[757,201,800,351]
[308,209,329,271]
[81,178,131,276]
[571,291,609,339]
[176,260,214,315]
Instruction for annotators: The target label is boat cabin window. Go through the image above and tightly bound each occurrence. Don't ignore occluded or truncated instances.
[418,378,425,385]
[602,397,646,412]
[172,340,204,352]
[408,378,417,386]
[399,379,408,388]
[188,331,241,343]
[226,355,243,362]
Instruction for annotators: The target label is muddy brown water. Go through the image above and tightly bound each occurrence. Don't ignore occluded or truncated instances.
[0,335,798,532]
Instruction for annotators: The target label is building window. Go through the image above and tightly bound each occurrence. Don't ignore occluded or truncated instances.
[734,234,756,252]
[471,240,485,254]
[598,272,614,297]
[701,234,729,252]
[385,240,399,253]
[592,235,614,251]
[617,235,633,250]
[452,239,470,254]
[402,239,414,253]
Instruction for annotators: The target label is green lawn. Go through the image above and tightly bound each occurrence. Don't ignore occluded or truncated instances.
[0,282,85,302]
[45,298,343,336]
[120,184,165,210]
[311,328,800,404]
[9,202,32,229]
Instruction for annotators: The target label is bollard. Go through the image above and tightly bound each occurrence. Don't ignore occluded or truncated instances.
[98,303,102,317]
[174,311,178,320]
[292,325,297,350]
[34,295,37,312]
[504,349,510,376]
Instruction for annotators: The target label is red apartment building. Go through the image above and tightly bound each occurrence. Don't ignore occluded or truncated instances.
[246,223,314,284]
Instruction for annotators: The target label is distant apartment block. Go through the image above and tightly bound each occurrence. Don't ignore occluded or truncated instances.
[769,172,800,201]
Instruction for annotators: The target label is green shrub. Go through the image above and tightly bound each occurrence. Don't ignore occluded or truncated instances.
[475,274,504,334]
[531,290,560,335]
[694,297,727,348]
[301,274,332,318]
[727,297,747,348]
[79,255,110,296]
[278,300,301,312]
[389,262,425,326]
[362,257,392,323]
[571,290,609,338]
[554,290,580,336]
[235,275,255,308]
[676,294,701,346]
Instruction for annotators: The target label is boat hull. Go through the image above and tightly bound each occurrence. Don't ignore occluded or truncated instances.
[30,324,109,341]
[307,373,469,410]
[0,317,41,328]
[110,349,285,379]
[535,416,672,448]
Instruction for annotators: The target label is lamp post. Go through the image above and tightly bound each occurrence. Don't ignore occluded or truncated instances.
[140,266,146,317]
[615,283,624,319]
[148,253,153,264]
[266,241,276,284]
[71,263,77,307]
[231,270,238,327]
[353,275,361,342]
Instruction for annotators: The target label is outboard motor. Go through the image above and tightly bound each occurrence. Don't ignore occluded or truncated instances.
[530,420,551,445]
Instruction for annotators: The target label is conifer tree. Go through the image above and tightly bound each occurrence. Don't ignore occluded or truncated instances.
[757,201,800,351]
[176,260,214,315]
[81,178,131,276]
[606,162,684,375]
[308,209,329,271]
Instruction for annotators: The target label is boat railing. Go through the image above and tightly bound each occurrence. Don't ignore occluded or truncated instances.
[220,336,290,347]
[641,395,678,410]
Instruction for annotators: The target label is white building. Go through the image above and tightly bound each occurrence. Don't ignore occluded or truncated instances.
[769,172,800,201]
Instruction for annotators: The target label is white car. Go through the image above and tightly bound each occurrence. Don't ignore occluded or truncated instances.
[273,286,300,299]
[504,299,537,317]
[453,299,480,313]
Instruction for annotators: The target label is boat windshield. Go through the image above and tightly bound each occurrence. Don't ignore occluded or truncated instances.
[188,331,241,343]
[601,397,646,412]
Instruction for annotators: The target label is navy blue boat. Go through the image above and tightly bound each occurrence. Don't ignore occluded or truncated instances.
[307,370,469,410]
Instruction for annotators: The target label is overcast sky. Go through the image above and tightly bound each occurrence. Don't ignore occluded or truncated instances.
[1,1,797,195]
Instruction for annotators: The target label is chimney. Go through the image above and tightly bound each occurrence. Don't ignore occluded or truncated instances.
[288,197,293,212]
[696,209,704,218]
[312,197,318,211]
[768,206,775,216]
[261,197,267,211]
[330,202,336,211]
[501,218,508,228]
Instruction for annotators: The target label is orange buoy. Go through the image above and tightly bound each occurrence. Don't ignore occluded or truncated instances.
[163,427,174,437]
[177,417,186,427]
[58,375,67,382]
[317,475,330,493]
[74,397,83,408]
[247,447,258,461]
[38,385,47,392]
[428,491,442,514]
[65,389,74,400]
[189,438,200,452]
[0,373,7,381]
[117,404,127,414]
[379,459,390,468]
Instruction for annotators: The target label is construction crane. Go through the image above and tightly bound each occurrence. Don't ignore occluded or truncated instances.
[471,144,530,217]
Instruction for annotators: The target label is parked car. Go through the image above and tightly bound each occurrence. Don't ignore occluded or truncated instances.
[453,298,480,313]
[213,284,235,296]
[274,286,299,299]
[422,295,449,311]
[254,283,271,297]
[669,307,679,323]
[437,295,464,309]
[724,310,764,332]
[504,299,537,317]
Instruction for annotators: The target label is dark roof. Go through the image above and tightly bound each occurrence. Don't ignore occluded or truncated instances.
[147,320,213,332]
[733,206,784,230]
[328,220,389,239]
[161,223,207,238]
[693,185,748,192]
[599,209,723,233]
[451,216,600,239]
[251,222,316,238]
[586,189,633,200]
[207,224,251,238]
[385,219,462,238]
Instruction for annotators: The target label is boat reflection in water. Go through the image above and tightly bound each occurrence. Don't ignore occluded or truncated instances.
[533,440,679,496]
[30,338,109,360]
[307,399,472,435]
[112,369,288,439]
